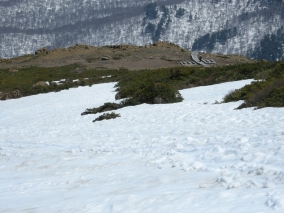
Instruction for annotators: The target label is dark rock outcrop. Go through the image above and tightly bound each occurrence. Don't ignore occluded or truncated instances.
[35,47,49,55]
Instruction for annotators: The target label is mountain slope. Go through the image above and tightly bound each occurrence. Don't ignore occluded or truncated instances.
[0,0,283,60]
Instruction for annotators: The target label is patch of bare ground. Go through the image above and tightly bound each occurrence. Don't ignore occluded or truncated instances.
[0,42,255,70]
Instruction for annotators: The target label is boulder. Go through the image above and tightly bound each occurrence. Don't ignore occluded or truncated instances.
[101,56,110,60]
[32,81,49,89]
[35,47,49,55]
[0,90,21,100]
[153,96,164,104]
[115,92,122,100]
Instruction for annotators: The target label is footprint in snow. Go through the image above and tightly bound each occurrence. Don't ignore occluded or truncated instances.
[267,192,284,209]
[227,181,241,189]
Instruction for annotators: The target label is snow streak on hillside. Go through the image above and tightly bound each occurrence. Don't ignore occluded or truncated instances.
[0,0,283,59]
[1,81,284,212]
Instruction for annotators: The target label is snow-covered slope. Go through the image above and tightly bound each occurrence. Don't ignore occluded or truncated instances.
[1,81,284,212]
[1,0,284,60]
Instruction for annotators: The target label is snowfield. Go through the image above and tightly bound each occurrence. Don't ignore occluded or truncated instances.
[1,80,284,212]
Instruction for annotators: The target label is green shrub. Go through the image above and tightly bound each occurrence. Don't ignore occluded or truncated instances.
[93,112,120,122]
[82,81,183,116]
[81,102,121,115]
[269,64,284,78]
[170,69,186,80]
[261,87,284,107]
[132,81,183,104]
[223,76,284,109]
[0,64,129,98]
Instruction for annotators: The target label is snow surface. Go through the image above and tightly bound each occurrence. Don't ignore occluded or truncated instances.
[1,80,284,212]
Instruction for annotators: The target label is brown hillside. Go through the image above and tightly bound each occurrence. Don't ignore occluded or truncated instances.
[0,42,254,70]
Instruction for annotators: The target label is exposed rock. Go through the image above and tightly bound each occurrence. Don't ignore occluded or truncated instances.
[35,47,49,55]
[153,96,164,104]
[32,81,49,89]
[71,67,85,73]
[108,45,121,49]
[9,68,18,73]
[153,41,181,48]
[0,90,21,100]
[72,44,90,49]
[101,56,110,60]
[115,92,122,100]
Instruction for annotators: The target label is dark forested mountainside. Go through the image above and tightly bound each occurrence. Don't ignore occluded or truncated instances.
[0,0,284,61]
[192,28,238,53]
[248,26,284,61]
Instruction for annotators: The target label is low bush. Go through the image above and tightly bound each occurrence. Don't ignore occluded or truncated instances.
[93,112,120,122]
[131,81,183,104]
[0,64,130,98]
[81,81,183,116]
[115,62,276,100]
[82,61,284,116]
[261,87,284,107]
[81,102,121,115]
[223,76,284,109]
